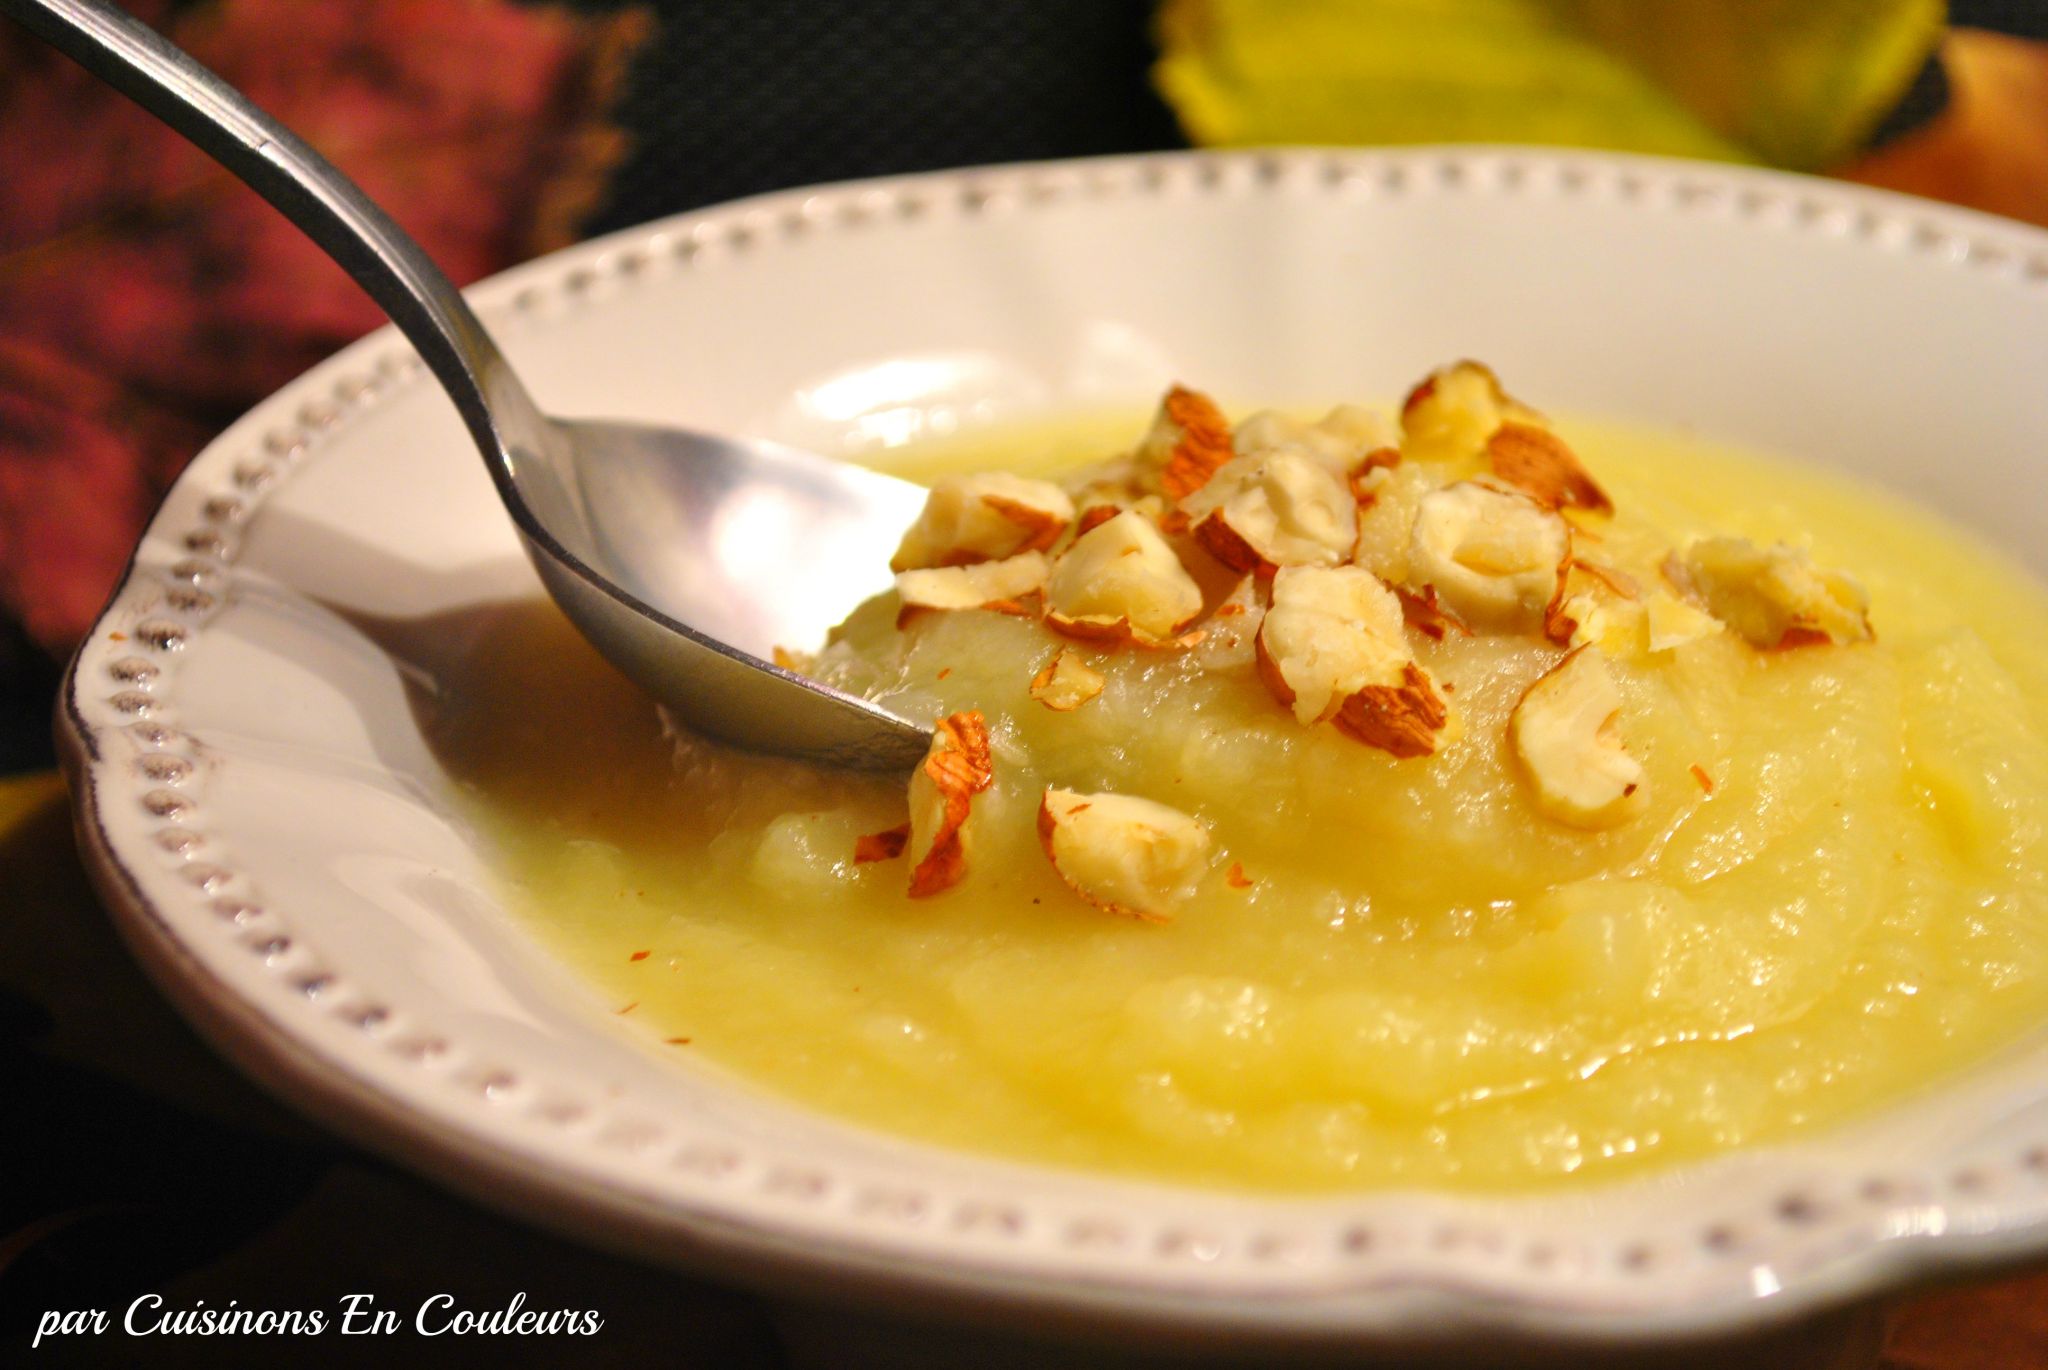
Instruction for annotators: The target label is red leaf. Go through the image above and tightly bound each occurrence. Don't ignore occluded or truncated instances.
[0,0,649,649]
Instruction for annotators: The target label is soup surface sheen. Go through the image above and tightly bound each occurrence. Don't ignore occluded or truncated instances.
[433,413,2048,1191]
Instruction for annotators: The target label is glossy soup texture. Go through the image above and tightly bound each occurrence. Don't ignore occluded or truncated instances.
[431,414,2048,1191]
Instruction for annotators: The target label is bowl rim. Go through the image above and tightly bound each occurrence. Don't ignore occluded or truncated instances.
[56,144,2048,1348]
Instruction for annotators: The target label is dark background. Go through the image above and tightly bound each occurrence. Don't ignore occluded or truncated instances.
[577,0,1183,235]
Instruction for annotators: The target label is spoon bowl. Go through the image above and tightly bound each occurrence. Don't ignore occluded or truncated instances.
[515,418,931,766]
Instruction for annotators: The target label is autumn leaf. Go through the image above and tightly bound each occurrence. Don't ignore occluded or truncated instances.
[1154,0,1945,171]
[1839,27,2048,229]
[0,338,211,648]
[0,0,650,650]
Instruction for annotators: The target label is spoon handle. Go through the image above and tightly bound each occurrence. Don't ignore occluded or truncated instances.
[5,0,550,483]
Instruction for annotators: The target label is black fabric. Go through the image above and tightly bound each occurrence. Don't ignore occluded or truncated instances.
[1956,0,2048,39]
[574,0,1184,234]
[0,615,60,773]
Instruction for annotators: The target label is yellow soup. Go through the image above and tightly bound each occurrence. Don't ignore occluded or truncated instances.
[430,413,2048,1192]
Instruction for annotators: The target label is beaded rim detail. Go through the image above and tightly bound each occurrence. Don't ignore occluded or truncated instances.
[54,149,2048,1345]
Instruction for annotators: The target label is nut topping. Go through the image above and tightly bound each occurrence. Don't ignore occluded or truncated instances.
[1665,537,1874,648]
[1351,461,1436,582]
[1485,422,1612,514]
[1400,360,1538,465]
[1394,583,1471,641]
[892,473,1074,572]
[1181,449,1358,574]
[906,711,995,897]
[1643,589,1722,653]
[1509,647,1647,829]
[1044,510,1204,645]
[850,370,1885,874]
[1234,404,1397,477]
[1037,788,1212,921]
[1030,648,1107,711]
[895,551,1049,624]
[1141,385,1236,500]
[1255,565,1449,757]
[1406,481,1571,630]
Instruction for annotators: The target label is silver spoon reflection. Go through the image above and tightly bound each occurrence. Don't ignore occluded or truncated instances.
[12,0,933,771]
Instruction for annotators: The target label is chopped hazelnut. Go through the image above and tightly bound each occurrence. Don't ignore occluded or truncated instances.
[1541,558,1578,646]
[1573,561,1638,599]
[1231,409,1302,457]
[1073,505,1122,539]
[895,551,1049,624]
[1395,583,1471,641]
[1485,422,1612,514]
[1315,403,1399,460]
[1509,647,1647,829]
[1553,589,1644,656]
[1400,360,1539,465]
[1139,385,1236,500]
[1256,565,1403,722]
[1352,462,1436,582]
[1036,788,1212,921]
[1406,481,1571,630]
[906,711,994,897]
[1541,557,1646,656]
[1234,404,1397,477]
[1643,589,1722,653]
[1666,537,1874,648]
[1044,510,1204,645]
[1349,448,1403,504]
[1030,648,1107,711]
[1181,450,1358,574]
[1333,663,1451,759]
[891,474,1075,571]
[1255,565,1449,757]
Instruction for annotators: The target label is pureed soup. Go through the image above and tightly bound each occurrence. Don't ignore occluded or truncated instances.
[430,363,2048,1191]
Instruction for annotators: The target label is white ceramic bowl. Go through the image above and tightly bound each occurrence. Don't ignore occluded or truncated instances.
[57,148,2048,1355]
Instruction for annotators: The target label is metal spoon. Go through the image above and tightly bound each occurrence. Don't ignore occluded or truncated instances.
[12,0,935,771]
